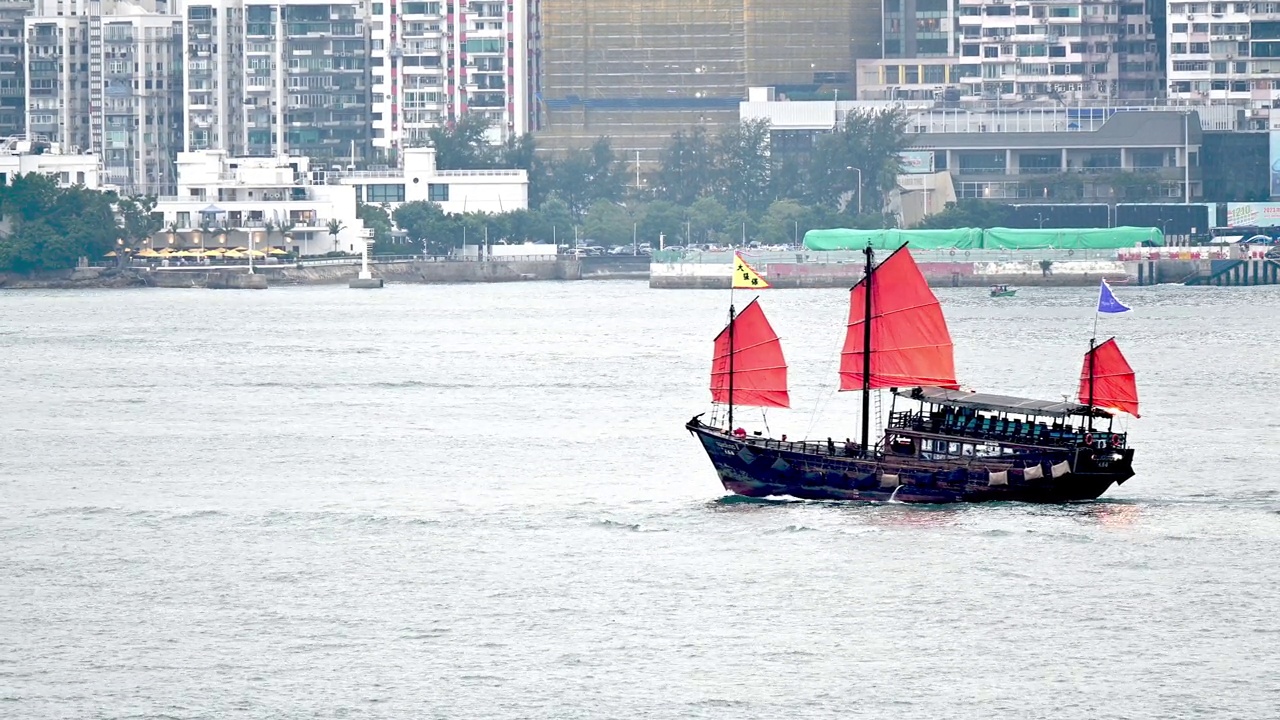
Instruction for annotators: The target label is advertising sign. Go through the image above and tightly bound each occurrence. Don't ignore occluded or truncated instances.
[1226,202,1280,227]
[899,151,935,175]
[1271,132,1280,197]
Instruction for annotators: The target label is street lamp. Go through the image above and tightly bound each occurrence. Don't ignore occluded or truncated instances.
[847,166,863,215]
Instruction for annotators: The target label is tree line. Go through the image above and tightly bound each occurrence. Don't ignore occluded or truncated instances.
[378,110,913,254]
[0,174,161,273]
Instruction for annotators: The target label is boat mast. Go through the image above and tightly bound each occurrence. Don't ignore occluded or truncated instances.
[1086,337,1096,433]
[861,244,873,454]
[728,303,736,431]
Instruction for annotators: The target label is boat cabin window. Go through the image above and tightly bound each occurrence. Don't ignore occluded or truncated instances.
[890,401,1121,448]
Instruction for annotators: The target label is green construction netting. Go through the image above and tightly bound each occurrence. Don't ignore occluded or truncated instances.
[803,228,983,251]
[803,226,1164,251]
[981,227,1164,249]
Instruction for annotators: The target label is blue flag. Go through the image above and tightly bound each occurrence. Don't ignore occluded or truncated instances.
[1097,279,1131,314]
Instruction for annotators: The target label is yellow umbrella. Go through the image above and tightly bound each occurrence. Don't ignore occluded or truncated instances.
[201,249,225,257]
[136,248,162,258]
[157,248,175,255]
[232,246,248,252]
[223,250,245,259]
[247,249,267,258]
[267,247,289,256]
[104,250,118,257]
[174,250,198,257]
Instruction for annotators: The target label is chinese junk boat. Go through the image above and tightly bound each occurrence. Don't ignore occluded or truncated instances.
[686,246,1140,503]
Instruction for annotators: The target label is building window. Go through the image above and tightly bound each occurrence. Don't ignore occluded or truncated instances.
[366,184,405,202]
[373,2,384,14]
[427,183,449,202]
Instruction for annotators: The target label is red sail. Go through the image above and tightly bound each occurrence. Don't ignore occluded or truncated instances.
[840,247,959,390]
[711,299,790,409]
[1077,338,1140,417]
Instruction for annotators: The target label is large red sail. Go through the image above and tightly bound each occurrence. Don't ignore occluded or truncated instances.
[711,299,789,409]
[840,247,959,390]
[1077,338,1140,417]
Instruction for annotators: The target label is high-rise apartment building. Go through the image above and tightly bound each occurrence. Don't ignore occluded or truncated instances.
[0,1,28,139]
[1165,1,1253,105]
[182,1,244,154]
[242,0,369,162]
[25,0,183,193]
[954,0,1162,102]
[883,0,959,59]
[366,0,529,160]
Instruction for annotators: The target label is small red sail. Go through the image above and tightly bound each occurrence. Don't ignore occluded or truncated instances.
[1077,338,1140,417]
[840,247,959,390]
[711,299,789,409]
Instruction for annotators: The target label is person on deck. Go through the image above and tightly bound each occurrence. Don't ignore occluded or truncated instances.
[733,427,747,439]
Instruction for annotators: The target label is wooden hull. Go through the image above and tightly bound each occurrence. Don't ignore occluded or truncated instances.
[687,420,1133,504]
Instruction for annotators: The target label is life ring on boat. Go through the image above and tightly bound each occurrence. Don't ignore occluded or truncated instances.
[964,250,970,258]
[1083,432,1094,446]
[1068,249,1075,256]
[1110,434,1122,447]
[949,249,956,256]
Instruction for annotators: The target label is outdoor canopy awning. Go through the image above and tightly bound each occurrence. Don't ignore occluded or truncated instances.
[894,386,1113,418]
[199,204,223,214]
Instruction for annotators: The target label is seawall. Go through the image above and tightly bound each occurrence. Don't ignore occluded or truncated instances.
[268,259,581,285]
[650,260,1134,289]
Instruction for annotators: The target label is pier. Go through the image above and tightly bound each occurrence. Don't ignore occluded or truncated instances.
[1129,258,1280,286]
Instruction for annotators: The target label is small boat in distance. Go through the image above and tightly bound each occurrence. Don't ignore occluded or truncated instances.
[687,247,1140,504]
[990,284,1017,297]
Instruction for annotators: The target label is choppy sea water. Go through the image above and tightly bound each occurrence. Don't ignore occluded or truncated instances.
[1,281,1278,719]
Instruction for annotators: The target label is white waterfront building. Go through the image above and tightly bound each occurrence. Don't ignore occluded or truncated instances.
[0,135,105,189]
[334,146,527,214]
[153,150,369,256]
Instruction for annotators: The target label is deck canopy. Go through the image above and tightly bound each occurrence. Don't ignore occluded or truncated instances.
[895,386,1113,418]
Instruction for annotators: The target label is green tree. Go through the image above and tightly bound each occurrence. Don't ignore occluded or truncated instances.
[394,200,454,255]
[914,200,1014,229]
[810,107,911,214]
[358,202,396,252]
[0,175,121,271]
[545,137,624,218]
[426,114,497,169]
[635,200,685,250]
[326,218,347,253]
[715,119,774,212]
[117,195,162,249]
[758,200,809,245]
[501,208,551,244]
[687,197,729,246]
[581,199,633,247]
[534,195,576,245]
[654,125,716,206]
[0,172,60,224]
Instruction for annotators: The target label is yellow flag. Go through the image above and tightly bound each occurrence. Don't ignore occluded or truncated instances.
[732,252,770,289]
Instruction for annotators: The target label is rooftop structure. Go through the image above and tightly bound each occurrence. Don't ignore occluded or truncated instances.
[332,146,528,214]
[0,134,104,188]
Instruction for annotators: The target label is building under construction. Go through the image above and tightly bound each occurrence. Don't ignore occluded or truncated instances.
[533,0,880,173]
